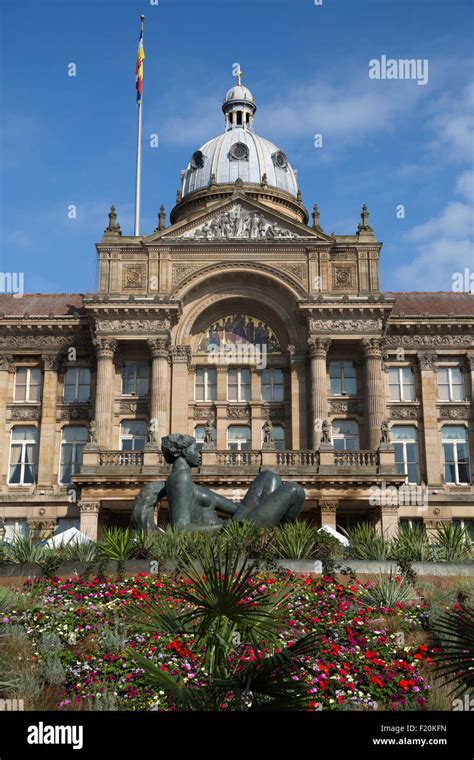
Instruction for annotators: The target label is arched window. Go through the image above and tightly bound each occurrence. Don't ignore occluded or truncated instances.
[392,425,420,484]
[59,426,88,484]
[331,420,359,451]
[442,426,471,484]
[227,425,251,451]
[120,420,147,451]
[9,427,38,484]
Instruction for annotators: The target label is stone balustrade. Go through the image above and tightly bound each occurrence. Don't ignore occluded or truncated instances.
[334,449,379,468]
[276,450,320,467]
[97,451,145,467]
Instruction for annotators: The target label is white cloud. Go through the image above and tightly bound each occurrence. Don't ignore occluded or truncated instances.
[456,170,474,203]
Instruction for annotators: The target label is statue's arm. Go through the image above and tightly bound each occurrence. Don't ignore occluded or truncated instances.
[195,485,238,515]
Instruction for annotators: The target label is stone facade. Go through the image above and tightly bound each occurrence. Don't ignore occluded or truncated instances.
[0,83,473,542]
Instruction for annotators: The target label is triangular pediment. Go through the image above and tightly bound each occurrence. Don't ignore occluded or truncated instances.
[146,197,331,243]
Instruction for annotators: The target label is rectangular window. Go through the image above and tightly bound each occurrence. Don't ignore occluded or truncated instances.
[14,368,42,402]
[392,425,420,484]
[438,367,465,402]
[228,368,251,402]
[59,426,88,484]
[120,420,147,451]
[122,362,149,396]
[388,367,415,402]
[227,425,251,451]
[331,420,359,451]
[9,427,38,485]
[63,368,91,402]
[329,362,356,396]
[442,426,470,484]
[195,368,217,402]
[261,369,284,402]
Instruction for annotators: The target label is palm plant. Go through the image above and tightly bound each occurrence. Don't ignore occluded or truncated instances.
[271,521,318,560]
[361,571,417,608]
[431,524,473,562]
[62,540,98,563]
[429,605,474,697]
[390,524,432,562]
[127,545,322,710]
[344,522,391,560]
[98,527,136,561]
[4,533,47,564]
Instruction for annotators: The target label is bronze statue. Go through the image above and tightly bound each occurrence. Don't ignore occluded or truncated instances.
[132,433,305,532]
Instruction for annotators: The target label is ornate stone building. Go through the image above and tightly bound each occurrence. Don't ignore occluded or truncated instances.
[1,79,473,541]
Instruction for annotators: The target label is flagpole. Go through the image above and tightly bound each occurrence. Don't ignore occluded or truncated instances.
[134,14,145,236]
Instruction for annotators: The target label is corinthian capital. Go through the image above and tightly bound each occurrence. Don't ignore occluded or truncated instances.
[308,337,331,359]
[148,337,169,359]
[0,354,15,372]
[41,354,60,371]
[417,351,438,372]
[93,338,117,360]
[361,337,383,359]
[169,344,192,365]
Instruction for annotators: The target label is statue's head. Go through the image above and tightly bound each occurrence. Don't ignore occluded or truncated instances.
[161,434,201,467]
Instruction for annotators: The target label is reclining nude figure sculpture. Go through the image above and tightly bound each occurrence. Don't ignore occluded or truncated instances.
[132,433,305,531]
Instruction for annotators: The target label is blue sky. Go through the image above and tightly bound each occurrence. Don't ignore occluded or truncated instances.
[0,0,473,294]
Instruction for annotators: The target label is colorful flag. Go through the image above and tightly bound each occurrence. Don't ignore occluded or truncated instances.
[135,29,145,103]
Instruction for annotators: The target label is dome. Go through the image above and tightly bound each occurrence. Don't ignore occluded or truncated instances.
[181,128,299,197]
[180,75,299,199]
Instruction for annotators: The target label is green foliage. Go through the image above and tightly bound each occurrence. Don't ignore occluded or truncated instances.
[62,541,98,563]
[429,605,474,697]
[361,571,417,608]
[270,521,318,560]
[4,533,47,564]
[344,522,391,560]
[431,524,473,562]
[390,524,432,562]
[98,527,136,561]
[0,587,12,615]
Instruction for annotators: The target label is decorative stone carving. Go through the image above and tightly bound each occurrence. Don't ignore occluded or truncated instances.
[41,354,60,371]
[79,501,100,514]
[119,400,149,414]
[310,319,383,333]
[330,399,360,414]
[0,355,15,372]
[0,335,90,349]
[57,405,91,421]
[381,505,399,515]
[193,405,216,420]
[277,263,307,283]
[93,338,117,359]
[417,351,438,372]
[176,204,302,240]
[171,263,199,286]
[10,406,41,421]
[122,264,146,290]
[388,405,420,419]
[262,405,285,420]
[319,500,338,513]
[96,320,171,333]
[287,345,306,363]
[308,337,331,358]
[438,405,470,419]
[362,337,384,358]
[332,264,355,290]
[147,338,169,358]
[464,354,474,371]
[169,345,192,365]
[383,335,472,348]
[227,405,250,419]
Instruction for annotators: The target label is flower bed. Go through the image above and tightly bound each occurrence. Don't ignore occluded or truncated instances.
[0,571,435,711]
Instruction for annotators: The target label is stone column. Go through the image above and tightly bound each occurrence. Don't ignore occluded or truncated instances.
[320,499,338,530]
[362,338,386,450]
[169,345,191,434]
[308,338,331,449]
[215,366,228,449]
[148,338,169,443]
[287,346,307,450]
[417,351,442,485]
[79,501,100,541]
[0,356,14,482]
[380,505,399,540]
[93,339,117,449]
[465,354,474,474]
[37,354,60,487]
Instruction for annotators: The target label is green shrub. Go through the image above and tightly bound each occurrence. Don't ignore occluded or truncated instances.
[431,524,473,562]
[390,524,431,562]
[344,522,391,560]
[98,527,136,561]
[361,571,417,608]
[62,540,98,563]
[271,522,318,560]
[4,533,47,564]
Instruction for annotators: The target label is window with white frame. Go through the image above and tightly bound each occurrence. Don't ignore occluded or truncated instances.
[59,426,88,484]
[388,367,416,402]
[437,366,465,402]
[442,425,471,484]
[452,519,474,543]
[262,424,285,450]
[120,420,147,451]
[329,361,357,396]
[8,427,38,484]
[195,368,217,401]
[228,368,251,402]
[392,425,420,484]
[122,361,149,396]
[63,367,91,402]
[14,367,42,402]
[331,420,359,451]
[227,425,251,451]
[261,369,284,402]
[3,519,28,542]
[194,423,216,451]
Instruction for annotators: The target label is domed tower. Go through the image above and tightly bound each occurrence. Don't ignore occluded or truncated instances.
[170,74,307,225]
